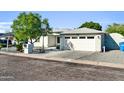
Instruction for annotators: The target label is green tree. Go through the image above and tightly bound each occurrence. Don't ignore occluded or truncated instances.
[11,12,43,44]
[106,23,124,36]
[79,21,102,30]
[11,12,52,52]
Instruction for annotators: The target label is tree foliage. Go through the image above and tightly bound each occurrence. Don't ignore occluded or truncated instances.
[79,21,102,30]
[106,23,124,36]
[11,12,51,44]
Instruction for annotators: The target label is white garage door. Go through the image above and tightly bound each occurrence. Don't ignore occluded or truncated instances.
[64,36,96,51]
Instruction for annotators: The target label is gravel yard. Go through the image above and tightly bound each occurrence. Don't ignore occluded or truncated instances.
[3,47,124,64]
[49,50,124,64]
[48,51,95,59]
[0,54,124,80]
[79,50,124,63]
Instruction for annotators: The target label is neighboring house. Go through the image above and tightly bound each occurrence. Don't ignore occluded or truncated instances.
[0,32,13,40]
[0,32,14,45]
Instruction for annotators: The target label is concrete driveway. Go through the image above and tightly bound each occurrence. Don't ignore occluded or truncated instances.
[49,50,124,64]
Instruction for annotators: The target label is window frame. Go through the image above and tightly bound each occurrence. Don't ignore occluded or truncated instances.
[65,37,70,39]
[79,36,86,39]
[72,36,78,39]
[87,36,94,39]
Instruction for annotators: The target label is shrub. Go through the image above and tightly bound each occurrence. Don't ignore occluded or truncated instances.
[16,43,23,52]
[56,45,60,49]
[0,44,3,49]
[0,43,7,49]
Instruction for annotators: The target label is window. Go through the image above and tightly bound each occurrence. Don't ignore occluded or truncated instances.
[87,36,94,39]
[79,36,86,39]
[65,37,70,39]
[72,37,77,39]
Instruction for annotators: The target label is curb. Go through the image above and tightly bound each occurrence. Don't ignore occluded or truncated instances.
[0,51,124,69]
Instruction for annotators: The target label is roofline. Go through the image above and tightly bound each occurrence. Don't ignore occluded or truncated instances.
[60,32,105,35]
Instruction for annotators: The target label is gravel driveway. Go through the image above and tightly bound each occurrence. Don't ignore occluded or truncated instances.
[1,54,124,80]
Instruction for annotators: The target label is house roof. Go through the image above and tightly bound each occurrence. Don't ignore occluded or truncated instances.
[0,33,4,36]
[0,32,13,38]
[59,28,105,35]
[53,28,72,33]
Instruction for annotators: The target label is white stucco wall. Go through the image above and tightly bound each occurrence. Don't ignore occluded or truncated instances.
[95,35,104,51]
[34,36,48,48]
[34,35,57,48]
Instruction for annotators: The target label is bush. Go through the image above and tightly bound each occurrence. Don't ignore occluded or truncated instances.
[56,45,60,49]
[0,43,7,49]
[0,44,3,49]
[16,43,23,52]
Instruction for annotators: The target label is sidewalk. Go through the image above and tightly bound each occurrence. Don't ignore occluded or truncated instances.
[0,51,124,69]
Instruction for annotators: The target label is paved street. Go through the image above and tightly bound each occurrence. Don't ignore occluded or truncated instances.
[1,54,124,80]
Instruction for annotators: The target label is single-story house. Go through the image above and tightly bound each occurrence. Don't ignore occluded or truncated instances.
[34,27,124,52]
[34,28,106,52]
[0,32,14,40]
[0,33,14,43]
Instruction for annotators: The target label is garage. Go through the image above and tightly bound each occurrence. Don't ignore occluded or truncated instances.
[64,35,96,51]
[60,28,105,52]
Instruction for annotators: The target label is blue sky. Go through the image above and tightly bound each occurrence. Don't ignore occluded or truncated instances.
[0,11,124,33]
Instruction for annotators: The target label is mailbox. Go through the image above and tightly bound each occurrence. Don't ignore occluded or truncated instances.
[23,44,33,54]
